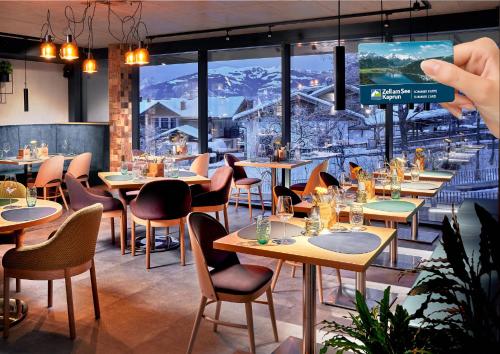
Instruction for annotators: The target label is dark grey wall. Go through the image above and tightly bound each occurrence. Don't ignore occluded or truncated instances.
[0,123,109,184]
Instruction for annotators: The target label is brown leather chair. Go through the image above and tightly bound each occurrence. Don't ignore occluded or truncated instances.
[66,173,127,255]
[224,153,265,219]
[319,171,341,189]
[130,180,191,268]
[66,152,92,188]
[191,166,233,231]
[3,204,103,339]
[186,212,278,354]
[290,159,328,198]
[28,155,69,210]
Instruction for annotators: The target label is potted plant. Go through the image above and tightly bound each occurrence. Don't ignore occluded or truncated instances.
[0,60,13,82]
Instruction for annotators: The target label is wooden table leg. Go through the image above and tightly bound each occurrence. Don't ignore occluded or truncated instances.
[302,263,316,354]
[271,168,277,214]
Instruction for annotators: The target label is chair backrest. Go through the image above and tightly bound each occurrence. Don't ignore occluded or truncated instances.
[303,159,329,196]
[36,204,103,270]
[65,173,93,211]
[67,152,92,179]
[34,155,64,187]
[187,212,239,300]
[0,181,26,198]
[224,153,247,181]
[319,172,340,188]
[209,166,233,203]
[190,153,210,177]
[133,179,191,220]
[273,186,302,206]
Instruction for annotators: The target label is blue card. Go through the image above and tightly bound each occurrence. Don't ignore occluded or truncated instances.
[359,40,454,105]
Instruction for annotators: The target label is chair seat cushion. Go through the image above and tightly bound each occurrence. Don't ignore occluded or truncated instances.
[191,191,225,207]
[235,177,261,186]
[88,188,113,198]
[290,182,306,191]
[210,264,273,295]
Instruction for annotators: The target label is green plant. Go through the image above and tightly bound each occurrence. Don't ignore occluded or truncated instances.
[0,60,13,75]
[409,204,500,353]
[320,287,429,354]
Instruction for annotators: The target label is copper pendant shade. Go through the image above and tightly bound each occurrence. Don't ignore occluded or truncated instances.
[134,46,150,65]
[59,35,79,61]
[83,56,97,74]
[40,35,56,59]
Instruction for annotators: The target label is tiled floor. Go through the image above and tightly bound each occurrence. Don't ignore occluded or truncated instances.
[0,203,436,354]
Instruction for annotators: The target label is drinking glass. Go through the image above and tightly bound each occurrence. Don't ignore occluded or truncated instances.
[132,162,143,180]
[256,215,271,245]
[26,186,37,207]
[62,139,69,154]
[332,190,347,231]
[340,172,351,194]
[377,168,390,200]
[2,142,11,158]
[410,165,420,182]
[349,203,365,231]
[276,196,294,245]
[3,175,18,209]
[120,161,129,175]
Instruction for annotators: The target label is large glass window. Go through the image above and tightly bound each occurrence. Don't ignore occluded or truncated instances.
[291,41,386,185]
[139,52,198,155]
[208,47,282,197]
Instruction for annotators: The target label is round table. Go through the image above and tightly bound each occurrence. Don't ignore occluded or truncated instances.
[0,199,63,330]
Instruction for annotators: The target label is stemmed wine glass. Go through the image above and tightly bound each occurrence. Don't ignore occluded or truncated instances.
[332,188,347,231]
[276,196,294,245]
[377,167,390,200]
[2,143,11,159]
[339,171,351,194]
[3,175,18,209]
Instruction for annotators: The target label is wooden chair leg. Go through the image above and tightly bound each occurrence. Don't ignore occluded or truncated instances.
[90,260,100,319]
[187,296,207,354]
[43,187,47,200]
[317,266,324,304]
[120,211,126,255]
[271,259,284,292]
[213,301,221,332]
[146,220,151,269]
[85,181,90,188]
[179,220,185,266]
[258,185,265,212]
[15,231,24,293]
[235,188,240,209]
[247,189,252,220]
[15,279,20,293]
[3,274,10,338]
[64,269,76,340]
[110,217,116,245]
[215,211,220,221]
[223,205,229,231]
[131,220,136,256]
[245,302,256,354]
[151,227,156,251]
[266,287,279,342]
[48,280,53,308]
[58,185,69,210]
[336,268,342,285]
[291,264,297,278]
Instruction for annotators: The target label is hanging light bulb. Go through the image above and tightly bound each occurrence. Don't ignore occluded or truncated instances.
[40,34,56,59]
[124,45,136,65]
[60,34,79,60]
[384,14,390,28]
[83,53,97,73]
[134,41,149,65]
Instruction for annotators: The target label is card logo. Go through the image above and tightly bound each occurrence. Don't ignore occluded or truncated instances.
[371,89,382,100]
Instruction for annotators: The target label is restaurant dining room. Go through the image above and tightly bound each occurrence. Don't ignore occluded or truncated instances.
[0,1,499,353]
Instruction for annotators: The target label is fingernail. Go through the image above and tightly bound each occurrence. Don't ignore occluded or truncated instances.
[420,60,440,76]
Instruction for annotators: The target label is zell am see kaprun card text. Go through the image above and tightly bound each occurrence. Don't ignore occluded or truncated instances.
[358,40,454,105]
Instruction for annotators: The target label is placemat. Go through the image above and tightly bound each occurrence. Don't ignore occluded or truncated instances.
[308,232,381,254]
[364,200,415,213]
[105,175,132,181]
[421,171,454,177]
[0,198,19,207]
[238,221,303,240]
[177,170,197,177]
[1,207,57,222]
[402,182,439,190]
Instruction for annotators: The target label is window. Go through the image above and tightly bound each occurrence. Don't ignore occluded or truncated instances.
[139,52,198,155]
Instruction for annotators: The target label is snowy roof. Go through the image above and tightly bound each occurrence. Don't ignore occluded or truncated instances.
[140,96,246,118]
[309,84,360,98]
[156,124,201,139]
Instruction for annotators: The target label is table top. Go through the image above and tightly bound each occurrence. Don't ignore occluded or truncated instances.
[0,154,76,166]
[373,170,454,182]
[214,216,396,272]
[351,181,443,198]
[160,154,199,162]
[0,199,63,233]
[98,171,211,190]
[235,159,311,170]
[294,197,424,223]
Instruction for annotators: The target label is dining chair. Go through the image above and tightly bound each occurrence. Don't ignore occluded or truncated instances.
[224,153,265,220]
[66,173,127,255]
[2,204,103,339]
[290,159,329,198]
[186,212,278,354]
[191,166,233,231]
[319,171,340,189]
[130,180,191,268]
[28,155,68,210]
[190,153,210,177]
[66,152,92,188]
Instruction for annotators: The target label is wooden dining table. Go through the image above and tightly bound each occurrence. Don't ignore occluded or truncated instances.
[373,169,455,183]
[0,198,63,330]
[214,216,397,354]
[234,159,311,213]
[295,197,425,270]
[0,154,76,181]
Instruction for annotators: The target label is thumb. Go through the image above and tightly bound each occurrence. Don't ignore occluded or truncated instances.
[420,59,487,104]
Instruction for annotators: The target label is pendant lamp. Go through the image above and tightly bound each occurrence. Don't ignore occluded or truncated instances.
[60,34,79,60]
[40,34,56,59]
[134,42,150,65]
[83,54,97,74]
[23,49,29,112]
[334,0,345,110]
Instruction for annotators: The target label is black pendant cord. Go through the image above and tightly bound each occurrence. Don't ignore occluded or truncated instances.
[380,0,384,43]
[23,47,29,112]
[334,0,346,111]
[338,0,341,46]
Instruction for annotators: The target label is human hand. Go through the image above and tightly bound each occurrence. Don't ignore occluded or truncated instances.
[420,37,499,138]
